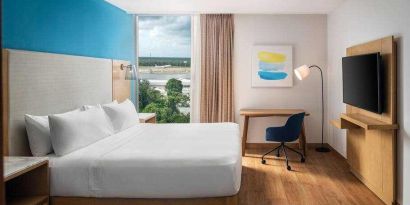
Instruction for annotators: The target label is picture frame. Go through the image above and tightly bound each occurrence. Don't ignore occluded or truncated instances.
[251,45,293,87]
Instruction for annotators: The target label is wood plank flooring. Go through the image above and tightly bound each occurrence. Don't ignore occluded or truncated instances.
[239,148,385,205]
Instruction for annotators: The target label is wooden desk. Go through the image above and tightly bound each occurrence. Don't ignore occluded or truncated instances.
[240,109,310,156]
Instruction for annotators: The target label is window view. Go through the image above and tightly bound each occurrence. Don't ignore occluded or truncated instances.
[137,16,191,123]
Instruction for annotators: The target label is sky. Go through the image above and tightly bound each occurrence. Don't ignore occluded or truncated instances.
[138,16,191,58]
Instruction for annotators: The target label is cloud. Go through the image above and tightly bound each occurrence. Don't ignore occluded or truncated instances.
[138,16,191,57]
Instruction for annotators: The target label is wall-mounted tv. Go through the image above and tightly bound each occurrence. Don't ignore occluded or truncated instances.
[342,53,383,114]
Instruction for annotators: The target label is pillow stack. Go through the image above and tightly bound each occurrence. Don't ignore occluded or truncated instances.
[25,108,81,156]
[49,107,114,156]
[81,100,117,111]
[24,99,139,156]
[102,99,139,133]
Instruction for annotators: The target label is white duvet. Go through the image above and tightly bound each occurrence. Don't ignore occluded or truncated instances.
[48,123,242,198]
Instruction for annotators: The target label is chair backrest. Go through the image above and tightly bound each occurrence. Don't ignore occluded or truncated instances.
[284,112,305,141]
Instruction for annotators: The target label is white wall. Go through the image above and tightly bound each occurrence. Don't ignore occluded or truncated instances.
[327,0,410,204]
[234,14,327,143]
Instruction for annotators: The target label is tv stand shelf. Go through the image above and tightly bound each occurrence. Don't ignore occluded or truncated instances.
[331,113,398,130]
[330,119,359,129]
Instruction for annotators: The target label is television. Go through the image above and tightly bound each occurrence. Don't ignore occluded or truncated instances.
[342,53,383,114]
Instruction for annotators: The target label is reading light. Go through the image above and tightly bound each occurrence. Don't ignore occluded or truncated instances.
[294,65,311,80]
[294,65,330,153]
[120,64,137,80]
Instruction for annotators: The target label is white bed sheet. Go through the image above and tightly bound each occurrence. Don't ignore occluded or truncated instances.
[48,123,241,198]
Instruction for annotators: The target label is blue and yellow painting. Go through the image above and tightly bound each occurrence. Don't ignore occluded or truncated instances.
[257,51,288,80]
[252,45,292,87]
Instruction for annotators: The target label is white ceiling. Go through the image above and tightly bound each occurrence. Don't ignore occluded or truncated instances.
[106,0,345,14]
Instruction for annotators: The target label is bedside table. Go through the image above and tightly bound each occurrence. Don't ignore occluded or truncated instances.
[4,157,49,205]
[139,113,156,123]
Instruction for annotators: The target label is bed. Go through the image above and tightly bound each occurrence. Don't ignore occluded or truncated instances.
[2,49,242,205]
[49,123,241,198]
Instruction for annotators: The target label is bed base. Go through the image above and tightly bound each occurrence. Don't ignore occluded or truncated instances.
[51,195,238,205]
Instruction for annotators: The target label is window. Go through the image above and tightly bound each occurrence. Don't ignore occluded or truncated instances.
[137,15,191,123]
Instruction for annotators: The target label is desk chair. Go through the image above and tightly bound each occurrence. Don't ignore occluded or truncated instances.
[261,112,305,170]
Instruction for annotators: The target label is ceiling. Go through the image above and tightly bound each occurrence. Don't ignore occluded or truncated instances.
[106,0,345,14]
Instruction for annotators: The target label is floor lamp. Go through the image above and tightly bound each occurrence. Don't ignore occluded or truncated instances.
[294,65,330,153]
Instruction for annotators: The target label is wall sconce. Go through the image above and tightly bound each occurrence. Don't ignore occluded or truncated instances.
[120,64,137,80]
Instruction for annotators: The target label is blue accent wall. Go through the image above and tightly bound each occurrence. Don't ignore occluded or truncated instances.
[2,0,137,102]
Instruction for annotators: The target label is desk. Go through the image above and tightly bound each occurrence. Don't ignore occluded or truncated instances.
[240,108,310,156]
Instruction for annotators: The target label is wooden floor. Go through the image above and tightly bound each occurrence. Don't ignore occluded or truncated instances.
[239,148,385,205]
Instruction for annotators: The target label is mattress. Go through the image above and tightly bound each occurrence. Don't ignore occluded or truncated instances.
[48,123,242,198]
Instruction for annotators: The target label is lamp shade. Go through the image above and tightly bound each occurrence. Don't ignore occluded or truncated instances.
[125,65,137,80]
[294,65,310,80]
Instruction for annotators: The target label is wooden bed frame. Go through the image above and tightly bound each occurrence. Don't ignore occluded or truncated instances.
[51,195,238,205]
[2,49,240,205]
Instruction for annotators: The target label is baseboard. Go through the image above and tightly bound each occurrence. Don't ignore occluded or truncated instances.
[326,144,347,159]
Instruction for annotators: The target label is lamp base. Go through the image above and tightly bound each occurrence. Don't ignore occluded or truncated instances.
[315,146,331,153]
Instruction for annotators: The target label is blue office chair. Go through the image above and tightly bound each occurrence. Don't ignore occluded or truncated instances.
[261,112,306,171]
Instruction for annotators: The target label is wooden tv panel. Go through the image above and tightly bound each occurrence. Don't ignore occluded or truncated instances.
[331,36,398,205]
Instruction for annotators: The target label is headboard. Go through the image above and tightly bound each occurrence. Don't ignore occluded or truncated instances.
[2,49,130,156]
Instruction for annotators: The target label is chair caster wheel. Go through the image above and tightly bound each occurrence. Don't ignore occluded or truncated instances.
[287,166,291,171]
[261,159,266,164]
[301,158,305,163]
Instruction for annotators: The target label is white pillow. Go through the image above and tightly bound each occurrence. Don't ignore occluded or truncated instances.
[102,99,139,133]
[25,115,52,156]
[82,104,101,110]
[81,100,118,111]
[49,107,114,156]
[25,108,81,156]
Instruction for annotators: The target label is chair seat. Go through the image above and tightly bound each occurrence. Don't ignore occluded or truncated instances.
[265,126,296,142]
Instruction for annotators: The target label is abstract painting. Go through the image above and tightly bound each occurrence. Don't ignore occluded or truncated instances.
[251,45,293,87]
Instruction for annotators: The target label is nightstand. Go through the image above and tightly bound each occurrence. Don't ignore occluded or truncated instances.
[4,157,49,205]
[139,113,156,123]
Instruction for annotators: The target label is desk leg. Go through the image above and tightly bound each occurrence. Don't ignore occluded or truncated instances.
[242,116,249,156]
[300,122,307,156]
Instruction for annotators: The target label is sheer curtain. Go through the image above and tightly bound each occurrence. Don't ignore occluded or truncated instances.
[200,14,234,123]
[190,15,202,123]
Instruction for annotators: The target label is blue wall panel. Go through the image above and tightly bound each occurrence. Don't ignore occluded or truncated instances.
[2,0,136,102]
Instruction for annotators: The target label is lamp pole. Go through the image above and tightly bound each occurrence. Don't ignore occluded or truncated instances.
[309,65,330,153]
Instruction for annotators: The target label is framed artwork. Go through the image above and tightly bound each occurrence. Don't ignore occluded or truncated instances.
[251,45,293,87]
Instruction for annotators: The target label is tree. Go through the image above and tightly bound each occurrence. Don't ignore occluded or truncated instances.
[138,79,164,110]
[165,78,183,94]
[138,79,190,123]
[143,103,173,123]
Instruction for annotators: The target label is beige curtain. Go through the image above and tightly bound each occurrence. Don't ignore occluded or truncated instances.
[200,14,234,123]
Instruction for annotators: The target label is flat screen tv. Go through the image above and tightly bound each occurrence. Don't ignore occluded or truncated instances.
[342,53,383,114]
